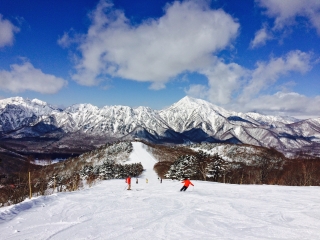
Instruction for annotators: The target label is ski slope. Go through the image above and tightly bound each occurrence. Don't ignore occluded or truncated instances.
[1,142,320,239]
[125,142,158,181]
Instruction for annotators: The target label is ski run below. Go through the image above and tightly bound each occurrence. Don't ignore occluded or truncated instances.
[1,142,320,240]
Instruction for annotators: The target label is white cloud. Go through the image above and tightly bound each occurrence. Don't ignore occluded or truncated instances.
[187,50,312,107]
[58,32,73,48]
[185,84,209,99]
[199,59,246,105]
[62,0,239,87]
[250,25,272,48]
[58,29,82,48]
[239,50,311,102]
[237,92,320,118]
[186,50,317,118]
[0,61,67,94]
[0,14,20,48]
[257,0,320,34]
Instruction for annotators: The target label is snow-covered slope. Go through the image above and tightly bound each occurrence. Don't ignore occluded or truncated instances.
[125,142,158,180]
[1,143,320,239]
[0,96,319,156]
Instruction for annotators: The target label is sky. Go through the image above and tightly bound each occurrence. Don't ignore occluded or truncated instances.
[0,0,319,119]
[1,142,320,239]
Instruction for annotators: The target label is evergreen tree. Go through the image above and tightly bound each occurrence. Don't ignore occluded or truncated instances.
[165,155,197,180]
[210,153,228,182]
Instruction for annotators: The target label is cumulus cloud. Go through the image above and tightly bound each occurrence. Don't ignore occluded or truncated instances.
[0,61,67,94]
[58,29,82,48]
[187,50,311,106]
[257,0,320,34]
[186,59,246,105]
[61,0,239,87]
[204,61,247,105]
[185,84,209,99]
[238,92,320,118]
[0,14,20,48]
[250,25,272,48]
[185,50,317,118]
[239,50,311,102]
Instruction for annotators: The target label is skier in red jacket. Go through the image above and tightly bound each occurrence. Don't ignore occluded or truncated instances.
[180,177,194,191]
[126,176,131,190]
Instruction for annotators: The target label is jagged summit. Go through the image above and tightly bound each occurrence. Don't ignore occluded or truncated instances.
[0,96,319,157]
[166,96,224,112]
[0,96,25,108]
[65,103,99,113]
[31,98,48,106]
[0,96,58,111]
[162,96,230,117]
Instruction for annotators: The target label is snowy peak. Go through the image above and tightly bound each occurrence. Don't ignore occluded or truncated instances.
[65,103,99,113]
[0,96,25,108]
[0,96,319,156]
[31,98,48,106]
[159,96,239,133]
[0,97,62,132]
[165,96,228,115]
[0,96,59,114]
[246,112,298,126]
[169,96,201,108]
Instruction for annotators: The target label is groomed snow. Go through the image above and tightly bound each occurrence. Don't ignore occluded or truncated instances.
[1,142,320,239]
[124,142,158,181]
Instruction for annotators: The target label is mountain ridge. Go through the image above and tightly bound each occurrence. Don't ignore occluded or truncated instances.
[0,96,319,157]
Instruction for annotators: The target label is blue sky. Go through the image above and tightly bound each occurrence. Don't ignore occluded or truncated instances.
[0,0,319,118]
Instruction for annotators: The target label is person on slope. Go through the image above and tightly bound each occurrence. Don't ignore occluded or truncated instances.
[126,176,131,190]
[180,177,194,191]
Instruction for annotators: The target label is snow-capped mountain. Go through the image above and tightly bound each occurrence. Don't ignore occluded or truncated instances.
[0,97,61,133]
[0,96,319,156]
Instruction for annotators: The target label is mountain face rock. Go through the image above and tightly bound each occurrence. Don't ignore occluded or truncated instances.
[0,96,319,157]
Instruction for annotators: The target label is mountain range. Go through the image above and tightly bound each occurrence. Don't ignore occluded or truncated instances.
[0,96,319,157]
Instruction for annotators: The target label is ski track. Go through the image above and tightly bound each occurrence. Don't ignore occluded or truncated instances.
[1,142,320,239]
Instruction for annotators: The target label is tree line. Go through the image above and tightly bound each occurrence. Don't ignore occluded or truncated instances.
[151,143,320,185]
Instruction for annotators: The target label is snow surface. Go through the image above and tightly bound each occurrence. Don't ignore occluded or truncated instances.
[33,159,64,166]
[124,142,158,181]
[1,142,320,239]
